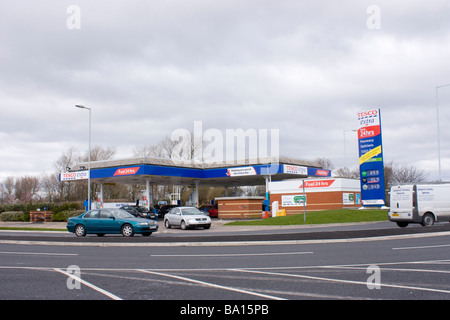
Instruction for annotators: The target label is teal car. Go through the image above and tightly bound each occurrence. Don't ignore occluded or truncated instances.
[67,208,158,237]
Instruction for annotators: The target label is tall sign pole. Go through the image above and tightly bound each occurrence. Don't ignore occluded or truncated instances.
[357,108,385,206]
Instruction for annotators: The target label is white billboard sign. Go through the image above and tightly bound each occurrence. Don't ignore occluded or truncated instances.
[283,165,308,175]
[226,166,256,176]
[60,170,89,181]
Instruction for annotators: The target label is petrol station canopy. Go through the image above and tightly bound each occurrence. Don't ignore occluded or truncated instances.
[62,155,331,187]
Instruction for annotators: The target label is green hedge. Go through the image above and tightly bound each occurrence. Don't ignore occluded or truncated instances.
[0,202,81,214]
[51,210,84,222]
[0,202,82,222]
[0,211,26,222]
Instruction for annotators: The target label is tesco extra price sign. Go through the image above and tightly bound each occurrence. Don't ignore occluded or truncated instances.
[357,108,385,206]
[60,170,89,181]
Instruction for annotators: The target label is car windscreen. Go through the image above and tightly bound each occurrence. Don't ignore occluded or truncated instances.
[109,209,135,219]
[180,208,203,215]
[134,207,149,212]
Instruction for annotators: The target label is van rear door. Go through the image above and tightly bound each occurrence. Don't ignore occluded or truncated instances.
[388,185,414,222]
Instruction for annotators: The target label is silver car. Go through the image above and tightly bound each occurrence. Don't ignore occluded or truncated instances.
[164,206,211,230]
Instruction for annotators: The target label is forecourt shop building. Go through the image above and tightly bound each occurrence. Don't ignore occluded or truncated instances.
[268,178,362,215]
[62,156,335,218]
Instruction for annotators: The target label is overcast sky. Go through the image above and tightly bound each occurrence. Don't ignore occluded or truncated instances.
[1,1,450,182]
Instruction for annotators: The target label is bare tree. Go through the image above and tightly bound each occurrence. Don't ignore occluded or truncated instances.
[41,173,59,202]
[315,157,334,170]
[1,177,17,204]
[393,164,428,184]
[14,176,40,203]
[133,136,178,159]
[333,167,360,179]
[3,177,15,198]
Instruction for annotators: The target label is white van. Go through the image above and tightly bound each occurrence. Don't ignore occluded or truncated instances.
[388,184,450,227]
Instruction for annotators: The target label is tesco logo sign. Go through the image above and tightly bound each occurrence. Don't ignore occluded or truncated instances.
[357,109,378,118]
[60,170,89,181]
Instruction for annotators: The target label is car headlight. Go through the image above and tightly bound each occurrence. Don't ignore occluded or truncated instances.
[140,221,157,226]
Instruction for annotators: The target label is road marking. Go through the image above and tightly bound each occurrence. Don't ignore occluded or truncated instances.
[392,244,450,250]
[233,268,450,295]
[0,251,78,256]
[53,268,123,300]
[150,251,313,257]
[322,265,450,274]
[138,269,286,300]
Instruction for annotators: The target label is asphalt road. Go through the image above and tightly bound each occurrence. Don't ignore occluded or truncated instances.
[0,221,449,316]
[1,220,450,243]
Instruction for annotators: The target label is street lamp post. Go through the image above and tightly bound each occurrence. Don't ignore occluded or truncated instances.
[436,84,450,182]
[343,129,357,168]
[75,104,91,210]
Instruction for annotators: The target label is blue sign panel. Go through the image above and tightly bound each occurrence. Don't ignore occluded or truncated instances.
[357,108,385,206]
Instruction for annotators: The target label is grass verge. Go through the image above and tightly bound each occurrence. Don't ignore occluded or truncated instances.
[225,209,388,226]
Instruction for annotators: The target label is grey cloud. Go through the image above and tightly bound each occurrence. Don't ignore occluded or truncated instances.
[1,1,450,181]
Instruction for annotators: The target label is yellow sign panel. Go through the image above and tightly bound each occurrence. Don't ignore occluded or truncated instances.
[359,145,382,165]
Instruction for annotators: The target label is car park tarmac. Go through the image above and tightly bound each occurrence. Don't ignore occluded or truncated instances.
[1,220,450,302]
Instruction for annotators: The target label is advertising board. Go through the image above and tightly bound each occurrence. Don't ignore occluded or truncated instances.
[283,165,308,175]
[282,194,306,207]
[357,108,385,205]
[59,170,89,181]
[226,166,257,176]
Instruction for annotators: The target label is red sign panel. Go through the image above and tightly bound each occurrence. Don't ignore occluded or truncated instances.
[299,179,335,188]
[358,125,380,139]
[113,167,140,176]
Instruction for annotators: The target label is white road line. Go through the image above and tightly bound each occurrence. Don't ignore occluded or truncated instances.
[0,251,78,256]
[53,268,123,300]
[321,265,450,274]
[233,269,450,295]
[138,269,286,300]
[150,251,313,257]
[392,244,450,250]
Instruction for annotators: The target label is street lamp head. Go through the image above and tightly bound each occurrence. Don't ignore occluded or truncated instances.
[74,104,92,210]
[75,104,90,110]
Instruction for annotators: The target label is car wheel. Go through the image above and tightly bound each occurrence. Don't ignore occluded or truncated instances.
[204,224,211,229]
[180,220,187,230]
[421,213,435,227]
[396,222,408,228]
[164,219,171,228]
[75,224,86,237]
[121,224,134,237]
[96,233,105,237]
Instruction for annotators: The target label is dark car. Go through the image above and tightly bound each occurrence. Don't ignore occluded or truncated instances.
[157,205,180,218]
[120,205,157,219]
